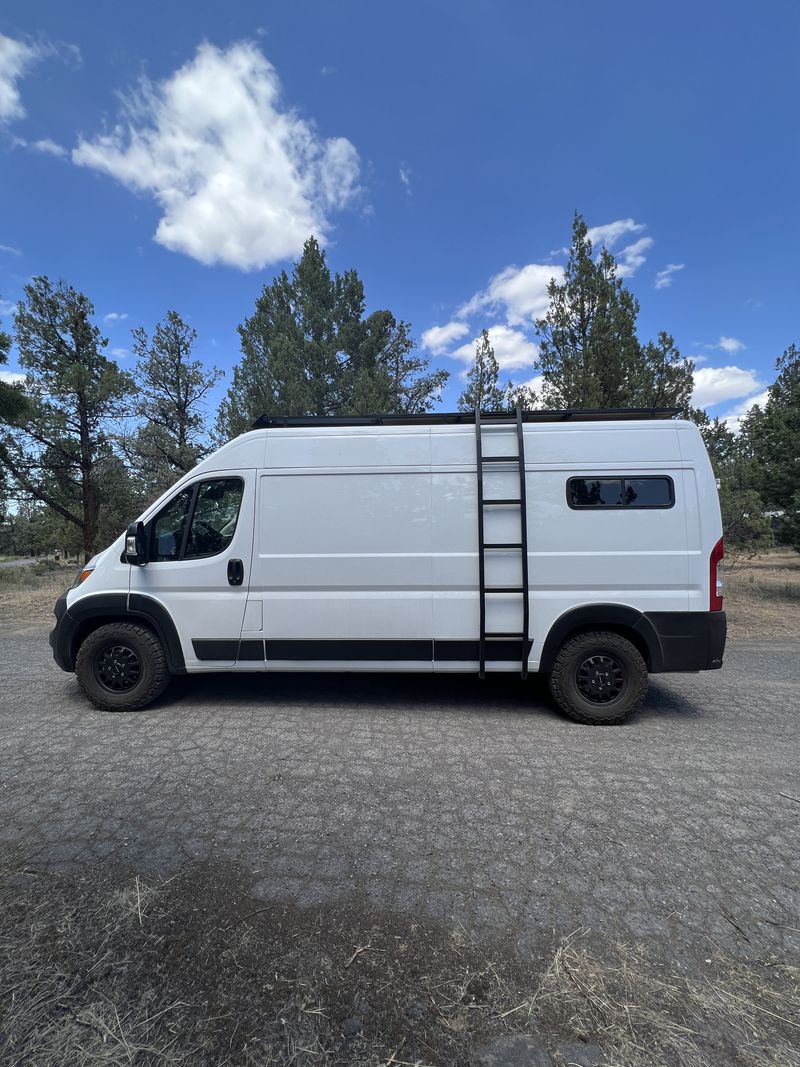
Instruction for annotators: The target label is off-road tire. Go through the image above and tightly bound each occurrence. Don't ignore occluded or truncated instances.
[75,622,170,712]
[549,630,648,725]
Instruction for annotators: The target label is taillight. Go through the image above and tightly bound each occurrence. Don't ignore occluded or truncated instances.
[710,537,724,611]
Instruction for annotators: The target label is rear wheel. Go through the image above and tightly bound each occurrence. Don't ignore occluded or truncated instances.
[549,630,647,725]
[76,622,170,711]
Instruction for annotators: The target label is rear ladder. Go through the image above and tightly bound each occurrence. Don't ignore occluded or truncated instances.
[475,405,530,679]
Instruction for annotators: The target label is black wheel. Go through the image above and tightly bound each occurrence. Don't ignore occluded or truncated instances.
[549,630,648,725]
[75,623,170,711]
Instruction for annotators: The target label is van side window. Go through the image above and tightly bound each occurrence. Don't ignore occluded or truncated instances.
[152,487,193,560]
[567,476,674,509]
[150,478,244,561]
[184,479,244,559]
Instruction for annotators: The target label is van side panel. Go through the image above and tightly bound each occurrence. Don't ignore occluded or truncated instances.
[430,423,691,672]
[248,428,434,671]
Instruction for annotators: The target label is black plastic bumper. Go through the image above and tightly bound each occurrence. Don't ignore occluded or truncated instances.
[644,610,726,672]
[49,592,73,672]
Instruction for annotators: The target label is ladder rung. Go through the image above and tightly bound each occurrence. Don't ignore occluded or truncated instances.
[485,542,522,549]
[482,455,519,463]
[483,498,521,505]
[485,631,525,638]
[485,586,524,593]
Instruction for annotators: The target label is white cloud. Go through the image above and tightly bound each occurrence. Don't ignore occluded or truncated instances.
[0,34,39,123]
[0,243,21,256]
[458,263,562,326]
[692,365,763,407]
[586,219,652,278]
[72,41,362,270]
[110,347,128,359]
[0,370,25,384]
[720,389,770,433]
[586,218,645,250]
[718,335,745,353]
[615,236,654,278]
[29,137,68,158]
[399,165,411,194]
[0,298,15,316]
[420,320,469,355]
[452,324,538,372]
[103,311,129,324]
[654,263,685,290]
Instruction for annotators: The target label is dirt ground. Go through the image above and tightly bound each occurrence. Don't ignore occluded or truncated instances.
[1,552,798,1066]
[724,550,800,640]
[2,862,798,1067]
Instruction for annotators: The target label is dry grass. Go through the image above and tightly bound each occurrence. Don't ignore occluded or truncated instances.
[533,930,800,1067]
[1,863,798,1067]
[724,549,800,640]
[0,562,76,634]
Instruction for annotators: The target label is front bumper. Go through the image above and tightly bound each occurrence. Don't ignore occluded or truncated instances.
[49,592,74,672]
[644,610,726,672]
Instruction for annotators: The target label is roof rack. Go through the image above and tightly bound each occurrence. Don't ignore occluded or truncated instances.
[250,407,680,430]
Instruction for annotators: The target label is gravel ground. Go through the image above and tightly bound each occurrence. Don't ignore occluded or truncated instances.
[0,626,798,975]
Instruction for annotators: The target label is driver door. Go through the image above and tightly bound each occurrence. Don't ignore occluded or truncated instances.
[129,471,255,667]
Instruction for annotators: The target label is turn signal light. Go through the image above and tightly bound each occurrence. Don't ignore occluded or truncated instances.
[77,567,94,585]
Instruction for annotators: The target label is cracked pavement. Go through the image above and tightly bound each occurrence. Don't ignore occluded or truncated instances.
[1,625,798,970]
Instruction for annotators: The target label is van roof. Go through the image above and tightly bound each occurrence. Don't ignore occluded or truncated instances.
[250,407,680,429]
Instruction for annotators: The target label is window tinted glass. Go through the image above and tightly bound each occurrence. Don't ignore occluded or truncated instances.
[152,487,193,560]
[623,478,673,507]
[184,479,244,559]
[568,478,624,507]
[567,476,674,509]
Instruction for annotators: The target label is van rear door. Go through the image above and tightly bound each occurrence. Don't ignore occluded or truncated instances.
[129,470,256,667]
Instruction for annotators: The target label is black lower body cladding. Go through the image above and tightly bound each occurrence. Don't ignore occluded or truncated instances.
[49,592,186,674]
[644,611,726,672]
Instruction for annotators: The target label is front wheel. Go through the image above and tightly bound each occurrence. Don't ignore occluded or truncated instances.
[75,622,170,711]
[549,630,648,725]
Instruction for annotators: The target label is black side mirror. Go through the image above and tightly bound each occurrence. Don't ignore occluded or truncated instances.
[124,521,148,566]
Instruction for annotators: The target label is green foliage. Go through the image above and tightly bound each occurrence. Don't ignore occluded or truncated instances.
[125,311,223,498]
[457,330,505,411]
[692,409,773,560]
[536,214,694,412]
[458,330,537,413]
[741,344,799,544]
[0,277,135,560]
[781,491,800,553]
[216,237,447,439]
[0,324,29,425]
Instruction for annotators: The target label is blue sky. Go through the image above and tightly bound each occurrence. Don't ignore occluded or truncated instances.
[1,0,797,426]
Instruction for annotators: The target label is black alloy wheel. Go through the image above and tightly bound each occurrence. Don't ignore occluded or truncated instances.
[93,642,142,693]
[575,653,625,704]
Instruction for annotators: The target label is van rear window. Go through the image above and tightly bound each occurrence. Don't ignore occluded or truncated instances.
[567,476,674,509]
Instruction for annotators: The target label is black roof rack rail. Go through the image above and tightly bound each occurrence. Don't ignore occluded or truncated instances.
[250,407,680,430]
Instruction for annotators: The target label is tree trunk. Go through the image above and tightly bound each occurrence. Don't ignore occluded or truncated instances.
[77,392,97,563]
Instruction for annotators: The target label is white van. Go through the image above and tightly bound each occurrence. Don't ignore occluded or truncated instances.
[50,409,726,724]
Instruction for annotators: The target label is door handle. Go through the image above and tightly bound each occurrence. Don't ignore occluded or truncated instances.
[227,558,244,586]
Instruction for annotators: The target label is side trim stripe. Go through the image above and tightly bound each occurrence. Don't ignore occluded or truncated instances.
[191,638,534,663]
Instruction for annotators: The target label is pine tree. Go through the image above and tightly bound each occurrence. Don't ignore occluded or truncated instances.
[0,316,27,424]
[457,330,506,411]
[741,343,800,550]
[126,311,223,496]
[536,213,693,411]
[692,409,772,560]
[216,237,447,439]
[0,278,134,560]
